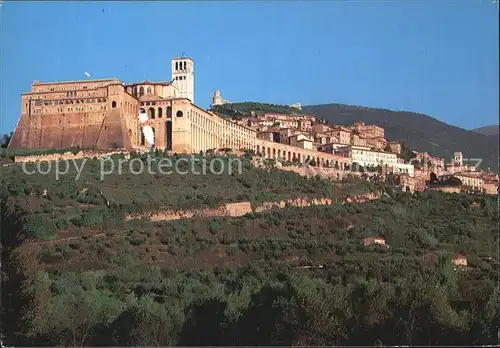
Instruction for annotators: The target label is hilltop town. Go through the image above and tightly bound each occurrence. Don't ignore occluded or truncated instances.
[1,59,498,347]
[215,105,499,195]
[3,56,498,196]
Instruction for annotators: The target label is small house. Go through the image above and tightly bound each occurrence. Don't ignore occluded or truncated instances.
[452,253,467,267]
[363,237,386,247]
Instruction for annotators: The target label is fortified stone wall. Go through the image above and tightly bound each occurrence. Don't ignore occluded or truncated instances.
[125,192,381,222]
[279,165,353,180]
[9,79,138,150]
[13,150,130,164]
[256,139,351,170]
[427,186,462,194]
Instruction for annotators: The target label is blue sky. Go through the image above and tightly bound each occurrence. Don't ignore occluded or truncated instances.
[1,1,498,133]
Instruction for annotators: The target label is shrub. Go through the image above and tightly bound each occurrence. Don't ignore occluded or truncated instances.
[70,216,82,227]
[208,219,225,235]
[22,214,50,238]
[55,218,69,229]
[80,208,106,226]
[128,236,146,246]
[55,243,70,253]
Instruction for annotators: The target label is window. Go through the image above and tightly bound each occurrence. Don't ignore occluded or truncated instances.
[176,110,183,117]
[158,108,163,118]
[112,101,117,108]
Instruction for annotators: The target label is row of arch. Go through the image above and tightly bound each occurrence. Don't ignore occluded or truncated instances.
[139,126,156,146]
[256,144,349,170]
[175,61,187,71]
[133,86,151,97]
[191,124,221,153]
[139,107,173,119]
[190,109,254,151]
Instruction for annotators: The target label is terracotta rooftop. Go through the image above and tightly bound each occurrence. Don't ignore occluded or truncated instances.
[32,78,120,85]
[125,80,173,87]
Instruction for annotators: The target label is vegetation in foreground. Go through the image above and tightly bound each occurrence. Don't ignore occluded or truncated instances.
[2,187,499,346]
[0,154,376,241]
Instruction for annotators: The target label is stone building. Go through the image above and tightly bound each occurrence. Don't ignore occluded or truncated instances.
[452,254,467,267]
[8,56,353,171]
[211,90,231,107]
[9,78,140,150]
[9,57,255,153]
[363,237,387,247]
[330,127,351,145]
[387,142,401,155]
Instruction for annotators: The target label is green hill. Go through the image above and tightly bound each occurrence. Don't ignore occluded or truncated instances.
[210,102,305,118]
[303,104,499,172]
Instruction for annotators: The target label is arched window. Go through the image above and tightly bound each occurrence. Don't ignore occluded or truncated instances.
[176,110,183,117]
[149,107,155,119]
[133,87,137,95]
[140,127,145,145]
[140,108,146,113]
[147,87,152,94]
[139,86,144,96]
[158,108,163,118]
[167,106,172,118]
[112,101,117,108]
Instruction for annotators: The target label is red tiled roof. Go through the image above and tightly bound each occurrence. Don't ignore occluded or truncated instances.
[125,80,173,87]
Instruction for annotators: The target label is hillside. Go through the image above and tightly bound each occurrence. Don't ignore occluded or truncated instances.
[210,102,305,118]
[472,125,499,136]
[303,104,499,172]
[2,171,498,345]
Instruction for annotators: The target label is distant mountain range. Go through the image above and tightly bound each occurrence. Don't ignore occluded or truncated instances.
[472,125,499,136]
[302,104,499,172]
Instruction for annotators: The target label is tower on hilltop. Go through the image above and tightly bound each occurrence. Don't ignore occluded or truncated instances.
[454,152,463,166]
[171,57,194,103]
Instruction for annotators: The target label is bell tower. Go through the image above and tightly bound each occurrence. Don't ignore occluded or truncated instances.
[171,57,194,103]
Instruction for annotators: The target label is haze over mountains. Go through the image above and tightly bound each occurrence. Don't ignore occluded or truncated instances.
[302,104,499,172]
[472,125,499,136]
